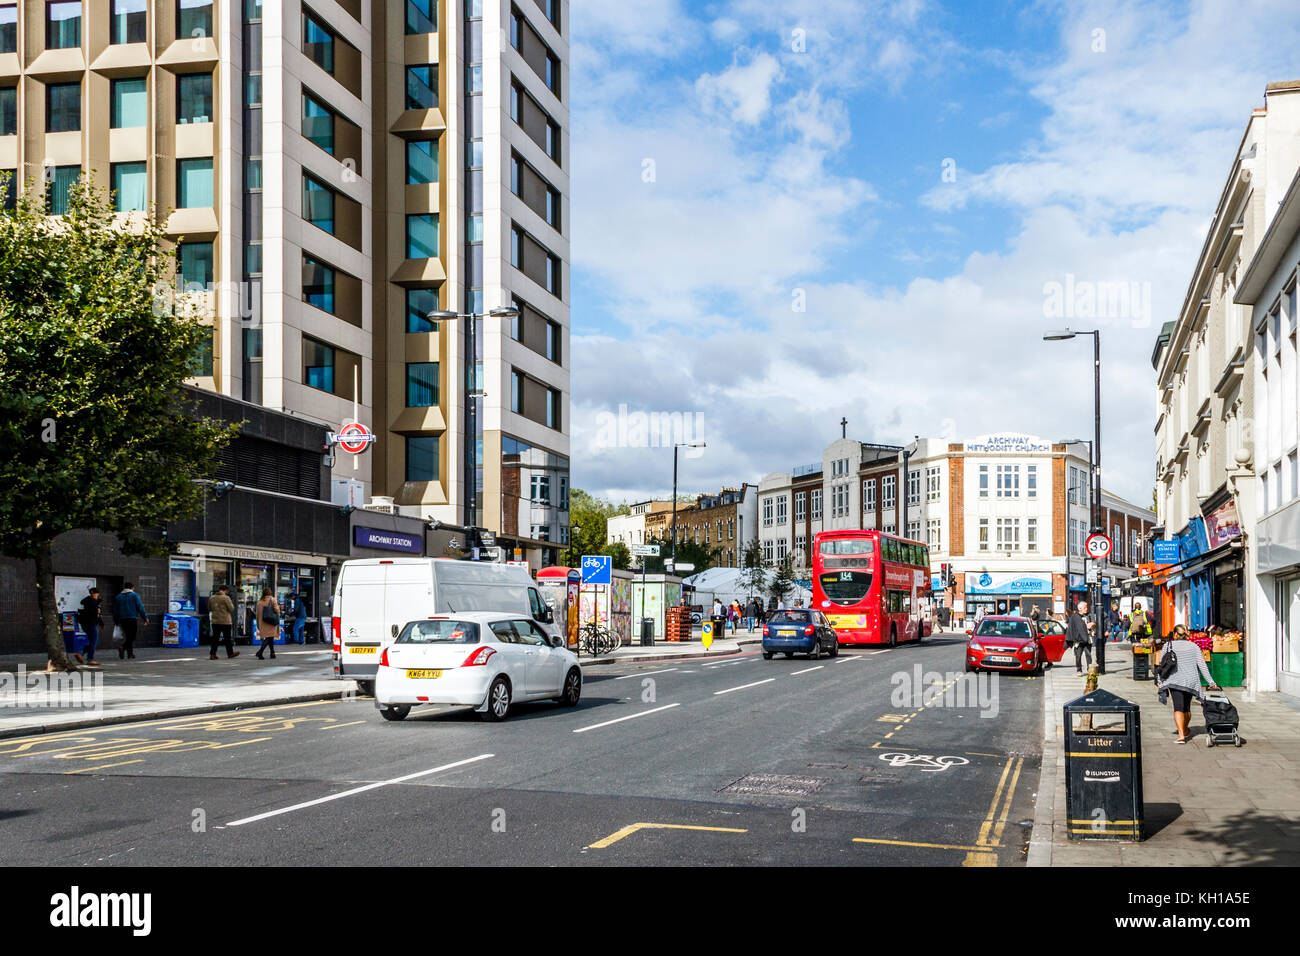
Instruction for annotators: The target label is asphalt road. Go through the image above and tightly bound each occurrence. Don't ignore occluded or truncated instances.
[0,635,1045,866]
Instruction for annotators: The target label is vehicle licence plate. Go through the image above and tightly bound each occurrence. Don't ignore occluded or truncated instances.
[406,669,442,679]
[989,655,1017,664]
[778,629,797,636]
[349,646,377,654]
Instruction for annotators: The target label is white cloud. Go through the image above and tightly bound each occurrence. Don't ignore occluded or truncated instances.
[696,53,782,126]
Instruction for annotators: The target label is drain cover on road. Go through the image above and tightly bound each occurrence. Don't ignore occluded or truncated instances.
[719,773,830,797]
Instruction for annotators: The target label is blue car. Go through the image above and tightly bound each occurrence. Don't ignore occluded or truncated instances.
[762,609,839,659]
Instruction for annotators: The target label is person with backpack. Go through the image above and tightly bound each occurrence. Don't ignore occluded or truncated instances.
[1128,601,1154,642]
[255,587,281,660]
[1156,624,1218,744]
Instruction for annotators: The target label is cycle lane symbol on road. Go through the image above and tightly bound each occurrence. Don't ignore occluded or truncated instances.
[876,752,970,773]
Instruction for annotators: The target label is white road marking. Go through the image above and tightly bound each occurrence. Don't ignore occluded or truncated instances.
[836,655,864,663]
[614,667,678,680]
[869,650,890,655]
[714,678,776,696]
[790,666,824,676]
[572,703,682,733]
[225,753,494,826]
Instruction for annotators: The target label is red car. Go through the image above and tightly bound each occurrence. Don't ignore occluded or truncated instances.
[965,616,1061,675]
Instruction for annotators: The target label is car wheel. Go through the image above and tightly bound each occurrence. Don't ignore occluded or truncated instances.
[762,651,773,660]
[379,704,409,721]
[827,639,839,658]
[965,662,976,673]
[481,676,512,722]
[808,640,820,659]
[356,681,375,697]
[889,627,897,649]
[559,668,581,707]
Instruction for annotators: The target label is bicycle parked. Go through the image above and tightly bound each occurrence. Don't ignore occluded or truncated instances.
[578,619,619,657]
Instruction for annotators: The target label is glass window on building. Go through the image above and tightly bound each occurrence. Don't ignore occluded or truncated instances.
[406,213,438,259]
[302,173,334,233]
[545,321,560,362]
[47,1,80,49]
[178,73,213,123]
[178,241,213,290]
[303,11,334,72]
[111,161,147,212]
[0,87,15,136]
[302,336,335,394]
[406,287,439,333]
[302,92,333,153]
[406,435,438,482]
[112,0,146,44]
[46,166,80,215]
[111,78,147,128]
[46,82,81,133]
[406,139,438,185]
[191,328,214,377]
[405,65,436,110]
[177,158,213,207]
[178,0,213,40]
[406,362,439,407]
[0,5,16,54]
[545,387,560,429]
[405,0,435,35]
[302,254,335,313]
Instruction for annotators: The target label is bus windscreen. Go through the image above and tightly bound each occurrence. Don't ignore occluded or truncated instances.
[818,570,873,604]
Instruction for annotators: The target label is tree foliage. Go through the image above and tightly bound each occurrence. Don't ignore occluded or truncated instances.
[0,175,237,667]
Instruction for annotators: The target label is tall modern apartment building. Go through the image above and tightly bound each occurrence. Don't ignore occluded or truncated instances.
[0,0,571,564]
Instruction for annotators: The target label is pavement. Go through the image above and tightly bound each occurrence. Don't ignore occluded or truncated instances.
[1028,641,1300,866]
[0,635,1044,866]
[0,632,763,737]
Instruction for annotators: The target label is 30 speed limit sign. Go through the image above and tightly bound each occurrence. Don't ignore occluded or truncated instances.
[1085,533,1112,560]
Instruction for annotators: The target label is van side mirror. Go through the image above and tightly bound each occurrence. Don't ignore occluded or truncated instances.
[550,635,562,647]
[391,624,399,638]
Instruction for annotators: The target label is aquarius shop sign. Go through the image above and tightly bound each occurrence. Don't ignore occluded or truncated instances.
[964,434,1052,453]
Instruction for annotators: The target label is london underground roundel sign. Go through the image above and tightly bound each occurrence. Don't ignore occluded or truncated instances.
[336,421,375,455]
[1085,533,1112,560]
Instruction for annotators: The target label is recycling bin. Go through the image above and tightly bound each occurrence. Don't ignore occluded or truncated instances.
[640,617,655,647]
[1064,688,1143,841]
[162,613,201,647]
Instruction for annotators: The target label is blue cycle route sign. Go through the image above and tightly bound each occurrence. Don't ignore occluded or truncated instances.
[581,555,611,585]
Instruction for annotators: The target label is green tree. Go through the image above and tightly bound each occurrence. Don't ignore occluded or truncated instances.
[770,554,797,606]
[564,489,636,569]
[739,538,766,601]
[0,175,236,670]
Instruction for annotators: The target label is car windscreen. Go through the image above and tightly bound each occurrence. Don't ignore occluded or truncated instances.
[818,570,872,605]
[396,620,481,644]
[975,620,1033,639]
[767,611,811,625]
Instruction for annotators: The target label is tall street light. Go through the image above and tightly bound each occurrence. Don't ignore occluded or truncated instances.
[430,305,520,535]
[670,441,706,574]
[1045,328,1106,673]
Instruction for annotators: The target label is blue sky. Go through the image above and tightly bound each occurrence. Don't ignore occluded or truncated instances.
[566,0,1300,507]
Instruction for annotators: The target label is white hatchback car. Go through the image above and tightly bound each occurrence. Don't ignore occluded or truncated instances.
[374,612,582,722]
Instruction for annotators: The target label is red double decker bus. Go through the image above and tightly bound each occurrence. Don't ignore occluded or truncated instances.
[812,529,932,646]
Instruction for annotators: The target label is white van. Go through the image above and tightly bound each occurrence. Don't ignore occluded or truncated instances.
[331,558,560,694]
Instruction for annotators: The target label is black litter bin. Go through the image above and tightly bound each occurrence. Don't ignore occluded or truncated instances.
[711,615,726,641]
[1063,688,1143,841]
[640,617,655,646]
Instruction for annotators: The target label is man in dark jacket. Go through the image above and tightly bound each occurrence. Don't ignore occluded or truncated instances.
[1068,600,1093,674]
[77,587,103,666]
[111,583,148,660]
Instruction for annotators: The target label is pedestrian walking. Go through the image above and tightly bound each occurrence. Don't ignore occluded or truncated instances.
[208,585,240,660]
[254,587,281,660]
[1156,624,1218,744]
[1067,600,1094,674]
[286,591,307,644]
[111,582,148,660]
[1107,600,1124,643]
[728,601,740,634]
[77,587,103,666]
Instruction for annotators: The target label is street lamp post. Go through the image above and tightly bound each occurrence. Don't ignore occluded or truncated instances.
[1045,328,1106,673]
[429,305,520,534]
[670,441,706,574]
